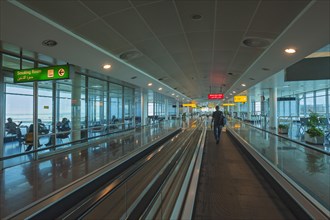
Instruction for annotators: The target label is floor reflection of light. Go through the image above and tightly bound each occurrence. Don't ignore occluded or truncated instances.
[234,123,241,128]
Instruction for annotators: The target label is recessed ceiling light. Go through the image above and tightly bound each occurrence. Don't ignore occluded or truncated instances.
[285,48,296,54]
[158,87,162,91]
[103,64,111,69]
[172,93,175,96]
[233,91,236,93]
[148,83,152,86]
[241,83,246,87]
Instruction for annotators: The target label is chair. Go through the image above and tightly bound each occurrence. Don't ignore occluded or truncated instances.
[318,118,329,130]
[18,126,28,142]
[56,132,71,143]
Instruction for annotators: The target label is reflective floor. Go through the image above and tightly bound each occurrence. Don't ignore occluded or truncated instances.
[0,122,180,219]
[1,118,329,218]
[226,119,330,213]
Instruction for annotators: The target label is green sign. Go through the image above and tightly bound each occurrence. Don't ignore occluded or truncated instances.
[14,65,70,83]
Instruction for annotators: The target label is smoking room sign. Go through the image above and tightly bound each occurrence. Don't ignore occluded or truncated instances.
[14,65,70,83]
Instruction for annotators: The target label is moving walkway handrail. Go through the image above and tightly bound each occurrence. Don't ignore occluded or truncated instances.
[4,128,181,220]
[75,124,200,219]
[171,125,207,219]
[138,122,204,219]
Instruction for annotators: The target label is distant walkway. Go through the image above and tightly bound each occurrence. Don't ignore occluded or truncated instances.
[193,131,297,220]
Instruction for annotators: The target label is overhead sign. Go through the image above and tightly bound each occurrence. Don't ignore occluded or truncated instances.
[208,103,215,108]
[183,103,197,108]
[234,96,247,103]
[223,103,235,106]
[14,65,70,83]
[208,93,224,99]
[277,97,296,101]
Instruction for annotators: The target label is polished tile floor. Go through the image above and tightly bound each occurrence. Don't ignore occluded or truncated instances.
[1,118,329,218]
[226,120,330,213]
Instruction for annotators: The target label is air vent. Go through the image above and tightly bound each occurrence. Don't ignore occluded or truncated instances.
[119,50,141,60]
[158,77,168,81]
[42,40,57,47]
[192,14,202,20]
[242,37,271,48]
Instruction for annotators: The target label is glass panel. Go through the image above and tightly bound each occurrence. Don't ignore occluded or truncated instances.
[2,54,34,70]
[37,82,53,149]
[316,90,326,96]
[57,81,72,146]
[4,81,33,156]
[124,87,134,128]
[148,90,154,117]
[299,94,305,117]
[315,92,326,116]
[110,83,123,128]
[135,89,141,126]
[168,97,176,119]
[88,78,107,136]
[306,94,314,113]
[306,91,314,98]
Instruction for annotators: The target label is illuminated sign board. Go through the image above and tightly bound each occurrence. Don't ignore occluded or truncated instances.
[277,97,296,101]
[183,103,197,108]
[14,65,70,83]
[208,103,215,108]
[208,93,224,99]
[223,103,235,106]
[234,96,247,103]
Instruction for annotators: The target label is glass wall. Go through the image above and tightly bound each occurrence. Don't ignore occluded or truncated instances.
[124,87,134,128]
[1,51,139,160]
[135,89,141,126]
[296,89,329,118]
[110,83,123,126]
[0,49,177,163]
[88,78,107,126]
[277,99,297,117]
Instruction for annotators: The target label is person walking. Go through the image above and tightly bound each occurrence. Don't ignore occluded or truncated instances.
[211,106,225,144]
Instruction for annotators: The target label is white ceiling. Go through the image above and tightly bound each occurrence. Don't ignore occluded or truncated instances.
[0,0,329,103]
